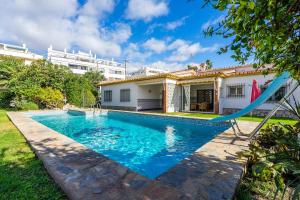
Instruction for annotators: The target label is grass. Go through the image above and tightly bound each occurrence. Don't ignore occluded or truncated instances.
[167,112,297,127]
[0,109,66,200]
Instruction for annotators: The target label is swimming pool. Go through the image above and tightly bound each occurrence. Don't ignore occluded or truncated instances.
[30,111,229,179]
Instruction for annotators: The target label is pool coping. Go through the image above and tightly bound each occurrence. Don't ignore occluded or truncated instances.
[7,110,258,200]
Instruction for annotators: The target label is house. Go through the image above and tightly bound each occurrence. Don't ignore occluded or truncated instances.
[129,67,168,77]
[47,45,125,80]
[98,65,300,118]
[0,43,43,64]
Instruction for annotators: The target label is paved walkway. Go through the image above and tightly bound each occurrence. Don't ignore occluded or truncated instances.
[7,111,258,200]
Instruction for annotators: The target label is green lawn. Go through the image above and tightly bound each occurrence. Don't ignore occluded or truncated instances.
[0,110,66,200]
[167,112,297,127]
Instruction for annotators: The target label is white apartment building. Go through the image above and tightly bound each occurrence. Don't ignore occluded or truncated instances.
[129,67,168,77]
[47,46,125,80]
[0,43,43,64]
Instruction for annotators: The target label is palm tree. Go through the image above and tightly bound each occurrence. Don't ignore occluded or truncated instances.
[205,59,213,70]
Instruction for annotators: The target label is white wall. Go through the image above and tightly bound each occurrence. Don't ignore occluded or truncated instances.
[101,82,138,108]
[137,85,162,99]
[219,73,300,114]
[136,84,163,110]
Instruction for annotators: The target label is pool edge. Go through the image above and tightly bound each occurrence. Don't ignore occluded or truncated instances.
[7,110,257,200]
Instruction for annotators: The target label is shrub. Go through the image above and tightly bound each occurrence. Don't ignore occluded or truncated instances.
[65,75,96,107]
[82,89,96,107]
[0,91,14,108]
[237,98,300,199]
[20,101,39,111]
[10,98,39,111]
[35,87,64,109]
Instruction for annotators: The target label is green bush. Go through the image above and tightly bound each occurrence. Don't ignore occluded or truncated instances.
[35,87,64,109]
[10,98,39,110]
[65,75,96,107]
[236,98,300,199]
[20,101,39,110]
[0,91,13,108]
[82,89,96,107]
[1,57,102,109]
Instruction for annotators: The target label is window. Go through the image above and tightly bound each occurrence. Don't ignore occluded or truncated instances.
[227,84,245,98]
[109,70,123,75]
[103,90,112,102]
[120,89,130,102]
[260,85,286,102]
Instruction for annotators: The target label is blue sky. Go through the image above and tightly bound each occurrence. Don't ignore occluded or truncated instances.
[0,0,244,72]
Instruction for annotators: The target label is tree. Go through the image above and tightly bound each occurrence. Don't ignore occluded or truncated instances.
[65,74,96,107]
[0,56,98,109]
[203,0,300,78]
[7,59,71,102]
[83,71,104,98]
[187,65,198,71]
[205,59,213,70]
[0,55,24,89]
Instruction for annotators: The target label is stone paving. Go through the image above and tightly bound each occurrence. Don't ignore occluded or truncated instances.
[7,111,258,200]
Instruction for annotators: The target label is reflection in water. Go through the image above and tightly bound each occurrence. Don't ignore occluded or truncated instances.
[165,126,176,149]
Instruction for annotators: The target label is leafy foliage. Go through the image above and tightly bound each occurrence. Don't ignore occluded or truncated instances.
[19,101,39,111]
[0,56,24,88]
[0,56,103,110]
[35,87,64,109]
[10,99,39,111]
[203,0,300,78]
[187,65,198,71]
[0,91,13,108]
[237,98,300,199]
[205,59,213,70]
[83,71,104,99]
[65,74,96,107]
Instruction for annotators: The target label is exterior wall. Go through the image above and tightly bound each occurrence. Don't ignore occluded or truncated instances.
[223,108,297,119]
[130,67,167,77]
[0,43,43,64]
[99,72,300,116]
[101,82,138,110]
[136,85,163,110]
[47,47,125,80]
[220,73,300,117]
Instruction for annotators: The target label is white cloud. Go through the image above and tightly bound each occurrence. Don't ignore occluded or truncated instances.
[146,61,183,71]
[142,37,218,62]
[167,39,218,62]
[0,0,131,57]
[123,43,152,62]
[167,39,187,50]
[146,16,188,34]
[126,61,184,73]
[125,0,169,22]
[201,15,225,30]
[143,38,167,53]
[107,23,132,43]
[165,16,188,30]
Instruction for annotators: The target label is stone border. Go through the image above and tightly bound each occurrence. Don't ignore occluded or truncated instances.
[7,111,257,200]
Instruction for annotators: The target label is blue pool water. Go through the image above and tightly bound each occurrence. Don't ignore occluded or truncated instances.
[30,111,229,179]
